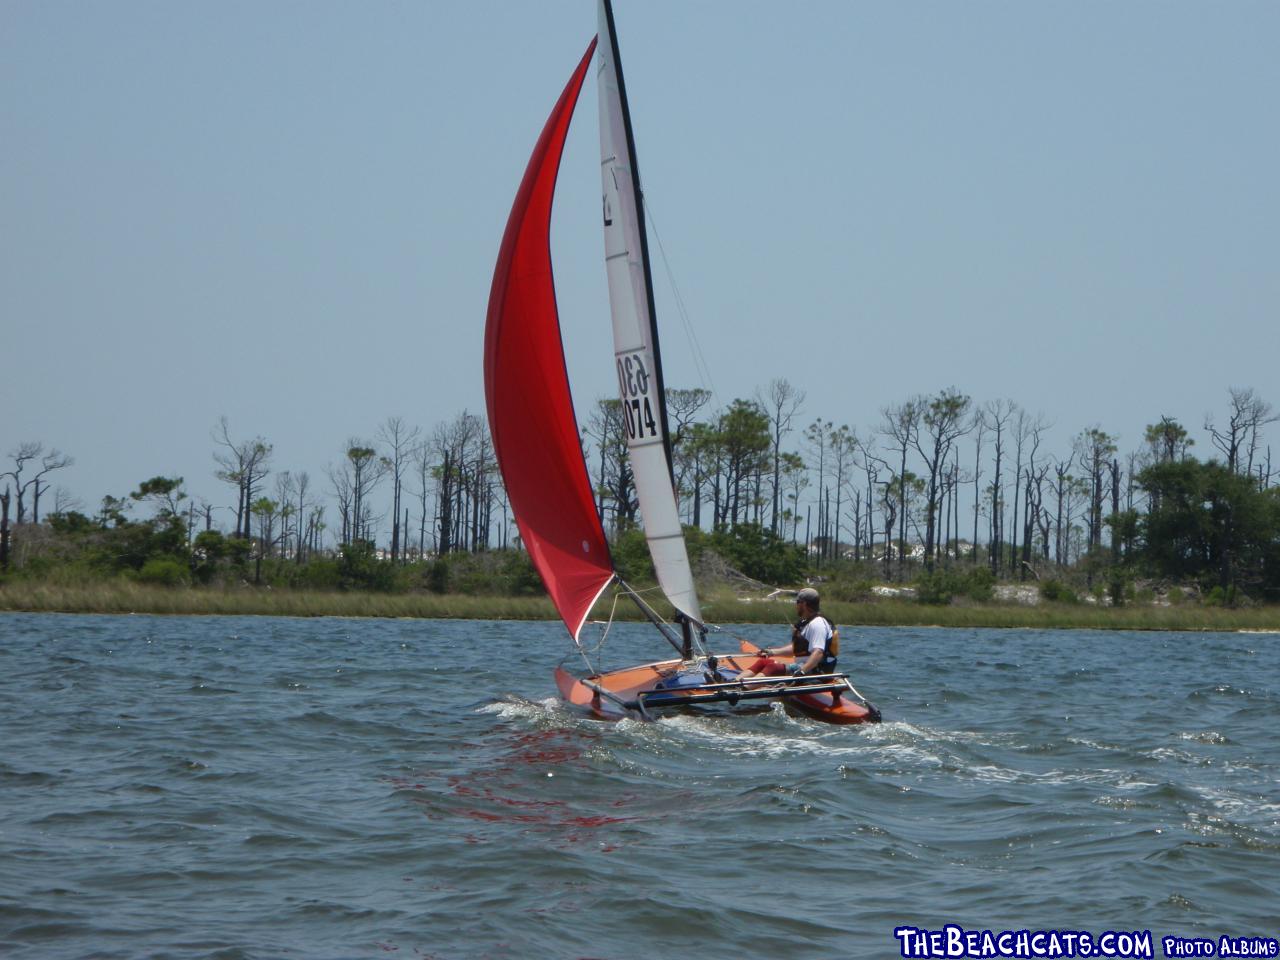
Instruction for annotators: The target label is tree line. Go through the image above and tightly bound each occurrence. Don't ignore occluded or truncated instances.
[3,385,1277,601]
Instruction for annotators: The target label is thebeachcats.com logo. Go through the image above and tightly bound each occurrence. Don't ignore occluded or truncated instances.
[893,924,1280,959]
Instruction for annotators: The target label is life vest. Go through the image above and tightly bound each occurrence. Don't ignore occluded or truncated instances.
[792,615,839,662]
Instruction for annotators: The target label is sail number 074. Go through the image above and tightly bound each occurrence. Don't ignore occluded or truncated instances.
[616,353,659,441]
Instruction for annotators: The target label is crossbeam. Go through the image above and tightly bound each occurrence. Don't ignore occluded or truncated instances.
[636,678,852,711]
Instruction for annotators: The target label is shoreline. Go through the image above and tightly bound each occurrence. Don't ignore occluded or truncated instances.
[3,583,1279,632]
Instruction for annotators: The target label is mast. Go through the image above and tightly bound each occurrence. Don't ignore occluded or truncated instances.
[597,0,703,628]
[599,0,677,478]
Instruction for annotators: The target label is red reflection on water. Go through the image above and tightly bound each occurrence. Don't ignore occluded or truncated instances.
[508,729,584,765]
[382,727,639,850]
[562,814,630,827]
[447,776,566,809]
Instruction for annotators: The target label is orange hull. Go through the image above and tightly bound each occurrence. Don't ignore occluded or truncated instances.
[554,651,880,725]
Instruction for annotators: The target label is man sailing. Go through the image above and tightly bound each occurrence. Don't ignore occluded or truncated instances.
[737,587,837,681]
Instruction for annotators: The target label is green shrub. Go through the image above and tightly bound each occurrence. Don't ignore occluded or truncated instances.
[915,566,994,605]
[1040,579,1078,603]
[425,558,450,593]
[962,566,995,602]
[709,522,804,585]
[611,528,655,583]
[824,577,874,603]
[418,549,545,596]
[500,549,544,595]
[334,541,402,592]
[1203,585,1245,607]
[914,571,953,605]
[137,557,190,587]
[610,523,803,588]
[295,558,343,591]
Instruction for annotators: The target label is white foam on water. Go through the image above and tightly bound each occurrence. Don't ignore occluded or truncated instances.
[1094,794,1147,810]
[1193,785,1280,831]
[1150,746,1212,765]
[641,711,877,762]
[476,696,568,724]
[1178,730,1230,745]
[1113,777,1161,790]
[1065,736,1129,753]
[855,718,1169,788]
[965,764,1132,788]
[865,720,1014,750]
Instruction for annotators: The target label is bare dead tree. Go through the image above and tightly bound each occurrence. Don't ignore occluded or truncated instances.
[379,416,422,563]
[804,418,833,563]
[0,485,10,571]
[292,472,312,563]
[1052,452,1075,566]
[29,449,74,524]
[667,387,712,519]
[1015,413,1049,579]
[433,411,491,553]
[1073,427,1117,589]
[878,479,897,580]
[1008,408,1038,578]
[272,472,298,560]
[981,400,1016,576]
[1022,462,1051,572]
[52,487,82,517]
[347,441,388,545]
[859,440,883,562]
[1206,387,1278,478]
[2,442,43,524]
[879,398,921,580]
[329,462,353,546]
[829,425,857,563]
[912,389,971,572]
[586,399,633,532]
[412,441,434,558]
[780,451,807,544]
[756,378,805,535]
[212,417,272,539]
[970,410,986,567]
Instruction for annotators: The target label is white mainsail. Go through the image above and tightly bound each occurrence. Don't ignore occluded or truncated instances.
[596,0,702,625]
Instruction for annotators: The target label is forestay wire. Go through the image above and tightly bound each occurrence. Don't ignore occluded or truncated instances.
[577,590,625,673]
[644,200,716,398]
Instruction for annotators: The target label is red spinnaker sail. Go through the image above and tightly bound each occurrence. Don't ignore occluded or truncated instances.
[484,39,611,641]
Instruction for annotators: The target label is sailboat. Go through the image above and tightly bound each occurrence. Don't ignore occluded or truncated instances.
[484,0,880,725]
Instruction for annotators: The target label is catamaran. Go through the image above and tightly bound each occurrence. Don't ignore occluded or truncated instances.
[484,0,880,725]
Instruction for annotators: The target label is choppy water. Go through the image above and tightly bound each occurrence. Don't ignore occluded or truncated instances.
[0,612,1277,959]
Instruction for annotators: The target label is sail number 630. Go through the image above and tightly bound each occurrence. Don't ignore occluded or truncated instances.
[616,354,659,441]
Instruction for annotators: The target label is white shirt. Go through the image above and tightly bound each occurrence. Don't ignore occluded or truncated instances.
[799,616,832,656]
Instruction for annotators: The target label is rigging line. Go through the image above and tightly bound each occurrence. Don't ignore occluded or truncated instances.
[616,577,706,658]
[628,582,667,597]
[643,199,717,398]
[580,589,626,673]
[706,621,770,653]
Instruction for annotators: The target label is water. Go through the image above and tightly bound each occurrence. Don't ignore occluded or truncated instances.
[1,612,1277,959]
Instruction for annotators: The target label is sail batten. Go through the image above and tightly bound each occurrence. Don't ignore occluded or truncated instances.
[484,39,610,642]
[597,0,702,624]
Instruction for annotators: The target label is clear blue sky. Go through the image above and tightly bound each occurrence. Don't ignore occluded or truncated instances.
[4,1,1277,522]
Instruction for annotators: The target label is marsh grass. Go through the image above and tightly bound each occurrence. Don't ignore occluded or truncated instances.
[3,580,1280,632]
[0,582,556,621]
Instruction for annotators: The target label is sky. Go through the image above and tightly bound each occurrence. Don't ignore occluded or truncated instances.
[3,0,1278,527]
